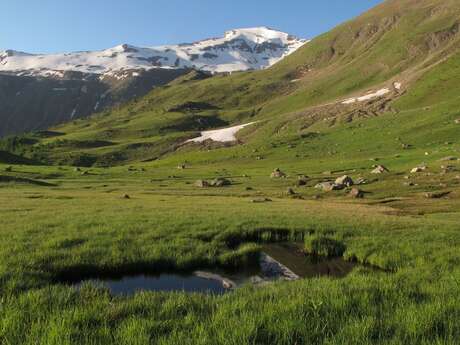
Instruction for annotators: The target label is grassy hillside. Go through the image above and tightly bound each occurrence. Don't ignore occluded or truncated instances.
[5,0,460,168]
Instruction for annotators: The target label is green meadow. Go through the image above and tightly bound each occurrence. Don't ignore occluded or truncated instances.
[2,0,460,343]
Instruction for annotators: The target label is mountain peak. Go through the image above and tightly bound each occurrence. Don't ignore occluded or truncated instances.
[0,28,307,77]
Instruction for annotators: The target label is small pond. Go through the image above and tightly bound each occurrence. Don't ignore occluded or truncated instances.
[73,243,356,296]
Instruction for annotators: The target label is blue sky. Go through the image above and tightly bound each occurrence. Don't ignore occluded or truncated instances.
[1,0,383,53]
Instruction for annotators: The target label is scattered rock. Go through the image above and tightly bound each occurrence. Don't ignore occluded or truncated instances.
[441,165,457,173]
[411,165,427,173]
[81,171,90,176]
[402,144,412,150]
[210,177,231,187]
[356,178,368,185]
[425,191,451,199]
[245,187,253,191]
[74,167,81,172]
[404,182,415,187]
[177,164,186,170]
[371,165,389,174]
[349,187,364,198]
[455,119,460,124]
[123,194,130,199]
[335,175,354,187]
[4,166,12,172]
[286,187,296,196]
[315,182,343,192]
[195,180,209,188]
[251,198,272,203]
[296,175,309,186]
[439,156,458,162]
[270,168,286,178]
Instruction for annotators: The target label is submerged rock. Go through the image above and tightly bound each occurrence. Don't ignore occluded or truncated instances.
[260,253,299,281]
[194,271,236,289]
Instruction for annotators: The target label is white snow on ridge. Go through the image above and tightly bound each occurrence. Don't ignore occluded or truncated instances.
[186,122,257,143]
[0,27,307,78]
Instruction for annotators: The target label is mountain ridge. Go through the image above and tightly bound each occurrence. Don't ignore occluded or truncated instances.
[0,27,307,78]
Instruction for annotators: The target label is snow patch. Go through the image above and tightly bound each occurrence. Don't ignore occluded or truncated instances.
[186,122,256,143]
[342,87,392,104]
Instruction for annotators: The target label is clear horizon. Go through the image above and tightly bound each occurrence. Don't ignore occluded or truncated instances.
[2,0,383,54]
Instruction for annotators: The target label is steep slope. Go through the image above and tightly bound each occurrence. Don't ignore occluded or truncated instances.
[0,27,306,137]
[5,0,460,168]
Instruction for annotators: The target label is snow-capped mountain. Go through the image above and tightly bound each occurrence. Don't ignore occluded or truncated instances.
[0,27,307,78]
[0,27,307,137]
